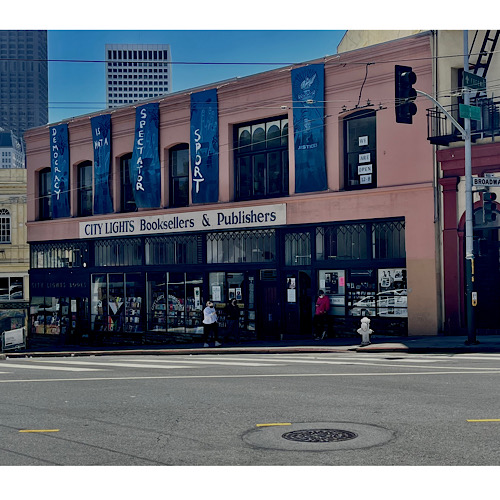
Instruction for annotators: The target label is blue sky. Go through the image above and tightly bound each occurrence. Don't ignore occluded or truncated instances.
[47,30,346,123]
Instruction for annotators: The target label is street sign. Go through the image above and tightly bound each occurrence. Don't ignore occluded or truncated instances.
[463,71,486,91]
[459,103,482,121]
[473,176,500,186]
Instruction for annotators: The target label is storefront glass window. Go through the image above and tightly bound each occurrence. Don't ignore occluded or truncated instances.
[285,231,311,266]
[146,272,203,337]
[94,238,142,267]
[145,234,202,265]
[31,242,88,268]
[372,221,406,259]
[206,229,275,264]
[318,270,345,316]
[316,224,368,261]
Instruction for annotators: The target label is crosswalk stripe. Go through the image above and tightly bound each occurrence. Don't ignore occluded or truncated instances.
[32,360,195,369]
[117,358,282,367]
[1,363,105,372]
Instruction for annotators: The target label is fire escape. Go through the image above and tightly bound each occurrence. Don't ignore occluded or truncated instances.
[427,30,500,146]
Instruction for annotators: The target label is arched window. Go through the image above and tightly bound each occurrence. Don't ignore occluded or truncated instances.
[39,167,51,220]
[169,144,189,208]
[0,209,11,243]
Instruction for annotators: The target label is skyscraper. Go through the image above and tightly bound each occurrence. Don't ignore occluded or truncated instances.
[0,30,48,141]
[105,43,172,108]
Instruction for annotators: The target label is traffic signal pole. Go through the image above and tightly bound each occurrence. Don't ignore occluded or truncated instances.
[412,31,477,344]
[463,30,478,344]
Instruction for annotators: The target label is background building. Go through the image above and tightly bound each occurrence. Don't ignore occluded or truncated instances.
[0,30,48,143]
[105,43,172,108]
[0,129,25,169]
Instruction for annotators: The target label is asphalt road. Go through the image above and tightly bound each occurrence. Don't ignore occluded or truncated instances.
[1,351,500,467]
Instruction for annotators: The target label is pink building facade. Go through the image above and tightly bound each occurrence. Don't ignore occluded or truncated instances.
[25,33,439,347]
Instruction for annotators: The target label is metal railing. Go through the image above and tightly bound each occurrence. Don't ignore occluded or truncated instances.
[426,96,500,146]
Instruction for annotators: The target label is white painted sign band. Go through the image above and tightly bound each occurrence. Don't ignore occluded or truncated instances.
[79,203,286,239]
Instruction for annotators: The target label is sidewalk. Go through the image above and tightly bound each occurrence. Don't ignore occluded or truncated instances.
[3,334,500,359]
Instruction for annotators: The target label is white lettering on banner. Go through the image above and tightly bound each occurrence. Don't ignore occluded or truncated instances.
[51,128,61,200]
[193,129,205,193]
[79,204,287,239]
[134,108,148,192]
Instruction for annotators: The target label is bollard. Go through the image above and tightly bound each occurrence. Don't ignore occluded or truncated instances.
[357,317,373,346]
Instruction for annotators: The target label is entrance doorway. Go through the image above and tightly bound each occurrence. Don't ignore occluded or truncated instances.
[284,270,312,338]
[256,269,279,340]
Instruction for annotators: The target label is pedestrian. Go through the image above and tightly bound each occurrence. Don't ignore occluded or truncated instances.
[225,298,241,343]
[202,300,221,347]
[313,290,330,340]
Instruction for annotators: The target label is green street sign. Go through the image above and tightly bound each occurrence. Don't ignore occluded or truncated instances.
[459,103,482,121]
[463,71,486,91]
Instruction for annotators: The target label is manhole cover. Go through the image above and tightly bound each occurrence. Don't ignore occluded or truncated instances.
[282,429,358,443]
[243,421,394,451]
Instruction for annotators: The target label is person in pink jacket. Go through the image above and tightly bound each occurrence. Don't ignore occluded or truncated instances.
[313,290,331,340]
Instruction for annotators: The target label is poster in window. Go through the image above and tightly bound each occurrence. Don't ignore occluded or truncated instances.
[212,285,221,302]
[235,288,242,301]
[377,268,407,317]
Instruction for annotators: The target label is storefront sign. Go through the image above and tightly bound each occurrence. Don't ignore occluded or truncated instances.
[131,103,161,208]
[190,89,219,204]
[292,63,327,194]
[50,124,71,218]
[91,114,113,214]
[79,203,286,239]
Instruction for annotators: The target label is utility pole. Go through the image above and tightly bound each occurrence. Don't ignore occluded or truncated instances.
[463,30,478,345]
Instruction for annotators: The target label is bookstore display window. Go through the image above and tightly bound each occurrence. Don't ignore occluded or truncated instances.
[318,270,345,316]
[91,273,144,334]
[30,296,84,337]
[147,272,203,334]
[347,268,407,318]
[208,271,247,332]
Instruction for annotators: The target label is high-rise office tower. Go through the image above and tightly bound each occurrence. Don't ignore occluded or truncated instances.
[105,44,172,108]
[0,30,48,141]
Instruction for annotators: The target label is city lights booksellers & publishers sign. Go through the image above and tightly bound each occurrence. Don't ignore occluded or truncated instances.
[79,204,286,239]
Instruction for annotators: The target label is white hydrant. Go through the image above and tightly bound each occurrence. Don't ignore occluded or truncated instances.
[357,317,373,346]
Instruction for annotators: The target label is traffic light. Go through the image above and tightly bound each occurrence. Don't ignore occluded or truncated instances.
[395,65,417,124]
[483,191,497,223]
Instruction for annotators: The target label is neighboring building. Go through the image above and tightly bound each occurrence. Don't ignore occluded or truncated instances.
[105,43,172,109]
[0,166,29,333]
[25,32,439,348]
[0,129,25,169]
[428,30,500,335]
[0,30,48,142]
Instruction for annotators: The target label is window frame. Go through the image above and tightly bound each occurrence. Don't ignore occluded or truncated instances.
[77,161,93,217]
[38,167,51,220]
[0,208,11,244]
[168,144,189,208]
[120,153,136,213]
[343,109,377,191]
[234,116,289,201]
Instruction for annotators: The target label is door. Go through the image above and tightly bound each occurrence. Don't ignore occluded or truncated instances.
[284,270,312,337]
[256,270,279,340]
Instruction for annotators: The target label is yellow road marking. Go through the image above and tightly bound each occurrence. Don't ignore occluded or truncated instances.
[256,423,292,427]
[19,429,60,433]
[467,419,500,422]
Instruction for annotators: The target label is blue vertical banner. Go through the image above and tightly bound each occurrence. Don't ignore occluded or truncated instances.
[91,114,113,214]
[130,103,161,208]
[190,89,219,204]
[291,63,327,193]
[50,123,71,218]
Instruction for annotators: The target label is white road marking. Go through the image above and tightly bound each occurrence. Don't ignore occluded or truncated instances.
[0,363,105,372]
[32,360,196,370]
[115,358,282,367]
[2,370,500,384]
